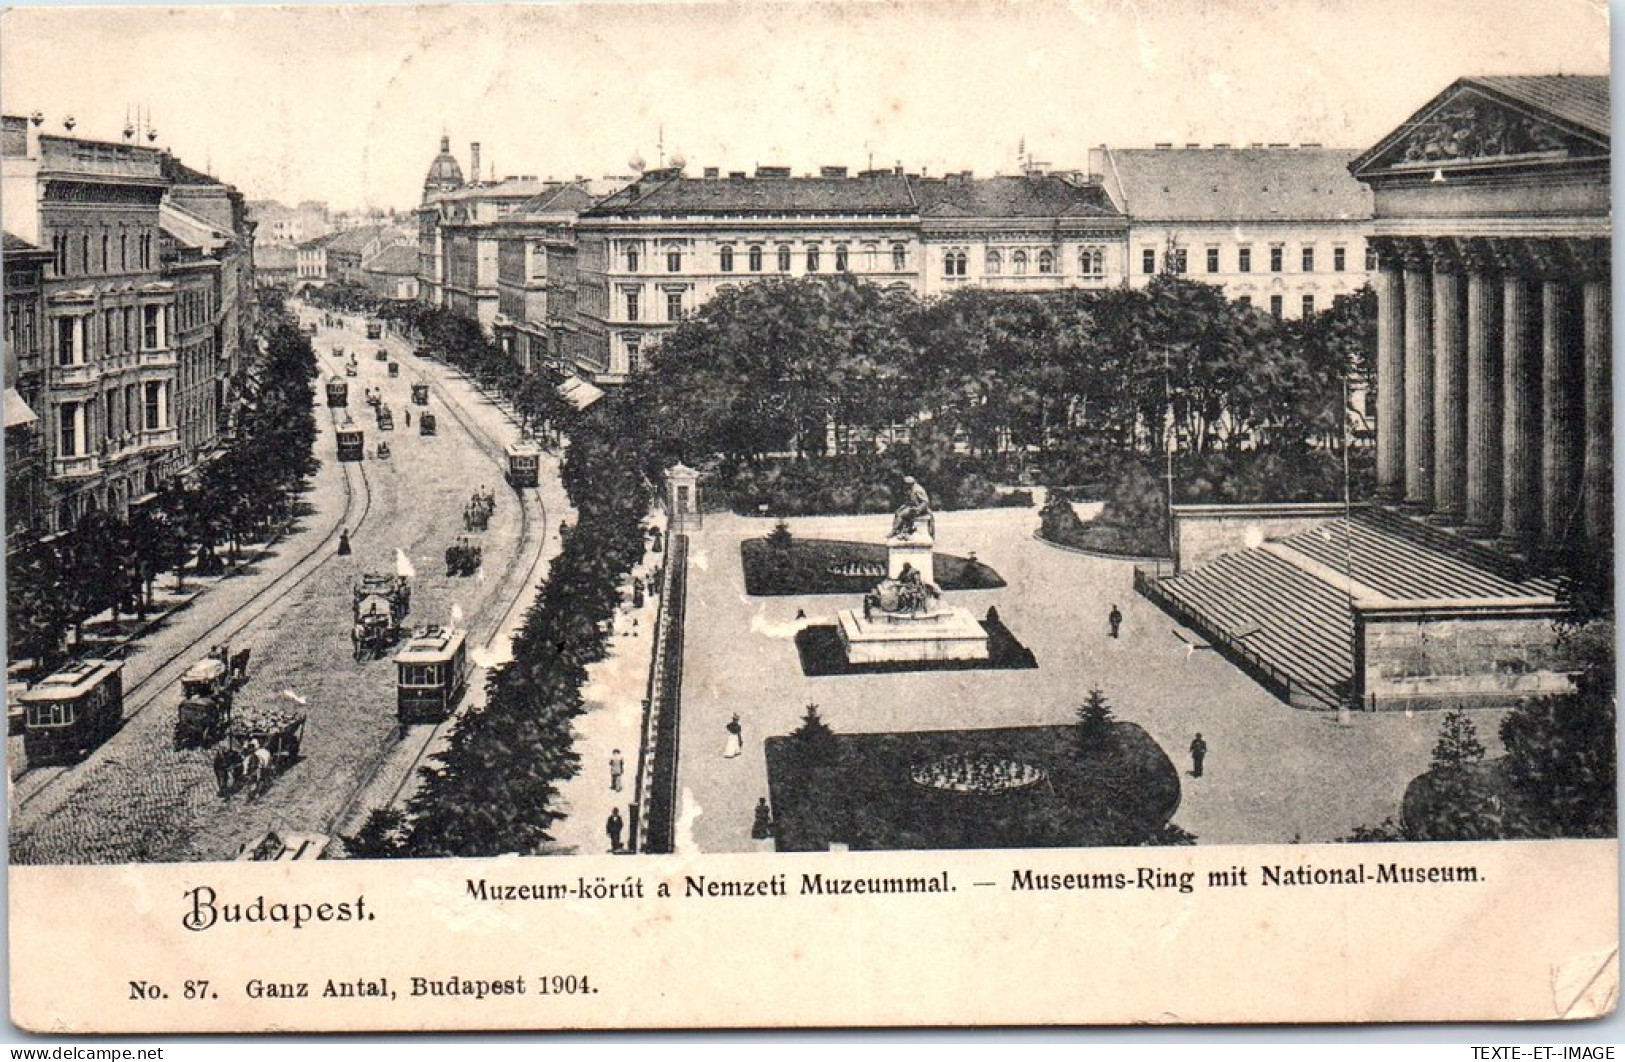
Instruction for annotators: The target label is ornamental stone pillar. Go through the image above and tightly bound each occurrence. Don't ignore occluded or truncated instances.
[1374,254,1406,503]
[1499,260,1541,553]
[1582,270,1612,548]
[1430,247,1467,523]
[1539,262,1582,550]
[1402,244,1434,509]
[1463,244,1502,538]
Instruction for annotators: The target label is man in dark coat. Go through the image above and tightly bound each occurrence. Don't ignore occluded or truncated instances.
[1190,733,1208,778]
[606,807,624,852]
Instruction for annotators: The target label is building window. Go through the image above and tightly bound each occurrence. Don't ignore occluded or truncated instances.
[81,235,90,274]
[892,244,906,271]
[1206,247,1220,273]
[1302,294,1315,317]
[144,382,164,431]
[52,234,67,277]
[1169,248,1187,274]
[56,317,78,366]
[806,246,821,272]
[624,338,642,374]
[58,402,80,456]
[835,245,848,272]
[778,246,792,272]
[1038,249,1055,274]
[666,249,682,273]
[985,250,1002,275]
[625,290,639,322]
[1141,247,1156,274]
[1365,246,1379,271]
[1301,246,1315,272]
[1238,247,1252,273]
[101,234,110,274]
[124,307,136,352]
[1269,295,1283,319]
[103,309,116,355]
[1079,247,1104,277]
[625,246,639,272]
[1333,246,1347,272]
[944,250,967,277]
[143,305,163,349]
[120,234,128,270]
[1237,295,1252,309]
[720,246,734,272]
[749,246,763,272]
[666,290,683,321]
[1012,250,1028,275]
[1270,246,1283,273]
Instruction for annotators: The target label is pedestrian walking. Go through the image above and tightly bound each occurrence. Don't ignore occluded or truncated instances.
[751,797,774,840]
[609,749,624,792]
[606,807,624,852]
[337,528,352,556]
[724,714,743,759]
[404,408,411,427]
[1190,733,1208,778]
[1108,604,1123,639]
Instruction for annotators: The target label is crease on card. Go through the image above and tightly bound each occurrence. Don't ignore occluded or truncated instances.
[1553,947,1619,1019]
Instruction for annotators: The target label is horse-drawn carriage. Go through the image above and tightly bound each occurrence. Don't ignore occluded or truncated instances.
[352,572,410,661]
[387,361,400,378]
[463,487,495,531]
[365,387,381,409]
[325,376,348,408]
[366,321,383,340]
[419,411,437,436]
[505,442,541,489]
[377,404,394,431]
[375,347,389,362]
[445,536,482,576]
[18,659,123,765]
[235,830,330,861]
[213,709,305,799]
[336,421,365,462]
[410,383,430,406]
[173,644,249,748]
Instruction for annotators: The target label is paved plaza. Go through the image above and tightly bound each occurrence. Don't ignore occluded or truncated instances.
[674,504,1512,852]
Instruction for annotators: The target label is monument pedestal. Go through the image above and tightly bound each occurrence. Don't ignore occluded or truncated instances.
[886,531,935,585]
[837,606,990,664]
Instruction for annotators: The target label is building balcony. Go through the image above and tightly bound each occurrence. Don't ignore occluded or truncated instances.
[51,453,101,480]
[138,346,177,370]
[53,361,100,388]
[138,426,179,452]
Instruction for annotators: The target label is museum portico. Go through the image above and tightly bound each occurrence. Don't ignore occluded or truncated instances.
[1351,76,1611,558]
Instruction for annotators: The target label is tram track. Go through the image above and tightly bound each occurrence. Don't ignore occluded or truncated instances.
[9,339,376,834]
[321,327,556,839]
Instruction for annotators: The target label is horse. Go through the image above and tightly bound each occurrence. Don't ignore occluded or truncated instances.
[249,743,274,798]
[213,744,254,798]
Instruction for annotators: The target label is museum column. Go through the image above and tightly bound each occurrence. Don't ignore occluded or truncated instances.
[1402,245,1434,509]
[1582,272,1612,548]
[1430,253,1467,524]
[1540,271,1581,549]
[1463,252,1502,538]
[1500,264,1541,553]
[1375,257,1406,503]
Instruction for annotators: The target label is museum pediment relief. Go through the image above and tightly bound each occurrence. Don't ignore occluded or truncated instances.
[1354,84,1608,177]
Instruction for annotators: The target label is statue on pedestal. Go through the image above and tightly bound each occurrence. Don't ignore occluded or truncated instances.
[890,475,935,539]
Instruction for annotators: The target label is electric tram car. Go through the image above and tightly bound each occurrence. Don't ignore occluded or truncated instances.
[410,382,430,406]
[336,422,366,462]
[419,411,437,436]
[394,627,470,725]
[505,442,542,489]
[19,659,124,765]
[366,321,383,340]
[325,376,349,408]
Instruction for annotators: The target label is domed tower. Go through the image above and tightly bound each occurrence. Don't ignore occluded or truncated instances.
[422,135,464,202]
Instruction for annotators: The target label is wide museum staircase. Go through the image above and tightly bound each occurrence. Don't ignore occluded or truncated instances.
[1136,508,1559,710]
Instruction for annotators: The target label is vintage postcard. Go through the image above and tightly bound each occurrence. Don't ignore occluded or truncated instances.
[1,0,1615,1033]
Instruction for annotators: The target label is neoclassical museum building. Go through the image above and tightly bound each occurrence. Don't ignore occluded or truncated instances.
[1138,75,1609,714]
[1351,76,1610,557]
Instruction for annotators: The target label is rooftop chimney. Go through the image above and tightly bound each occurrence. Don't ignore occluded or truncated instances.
[1154,142,1173,149]
[1211,143,1230,149]
[470,142,482,184]
[819,165,848,178]
[754,165,791,178]
[728,171,747,180]
[703,166,719,179]
[1184,142,1200,149]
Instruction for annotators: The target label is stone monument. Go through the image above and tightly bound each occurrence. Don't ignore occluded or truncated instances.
[836,477,991,664]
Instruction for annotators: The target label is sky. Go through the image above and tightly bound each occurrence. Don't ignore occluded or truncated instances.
[0,0,1611,211]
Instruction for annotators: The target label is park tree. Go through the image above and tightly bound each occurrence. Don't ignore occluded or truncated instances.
[1074,687,1117,757]
[6,540,72,669]
[790,703,839,766]
[1429,710,1486,774]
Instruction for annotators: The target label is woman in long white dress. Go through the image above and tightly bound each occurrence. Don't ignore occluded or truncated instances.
[724,714,743,758]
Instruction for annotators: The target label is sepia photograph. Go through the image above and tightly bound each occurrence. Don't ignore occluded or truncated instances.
[0,0,1615,1033]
